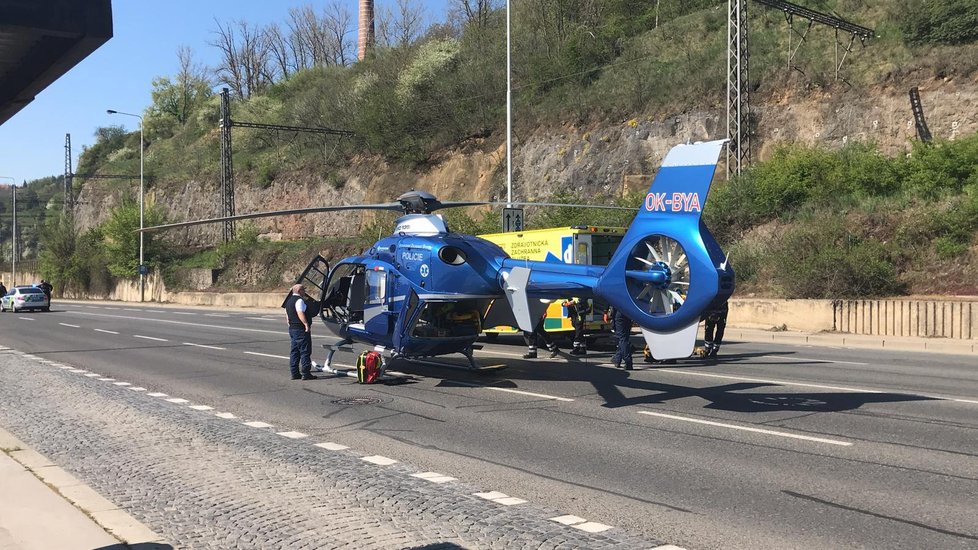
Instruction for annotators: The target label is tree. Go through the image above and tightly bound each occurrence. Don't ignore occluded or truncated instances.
[211,19,274,98]
[40,213,78,292]
[449,0,500,29]
[377,0,428,48]
[144,47,212,139]
[101,200,168,277]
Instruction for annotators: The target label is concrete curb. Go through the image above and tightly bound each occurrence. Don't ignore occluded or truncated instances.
[0,426,166,546]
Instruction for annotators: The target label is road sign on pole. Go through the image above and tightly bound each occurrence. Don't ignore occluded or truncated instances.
[502,207,524,232]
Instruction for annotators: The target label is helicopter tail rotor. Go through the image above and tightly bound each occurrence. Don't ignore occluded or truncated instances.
[594,139,734,359]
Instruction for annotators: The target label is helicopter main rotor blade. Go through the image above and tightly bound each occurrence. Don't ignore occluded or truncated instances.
[139,203,402,233]
[497,202,639,212]
[428,201,639,212]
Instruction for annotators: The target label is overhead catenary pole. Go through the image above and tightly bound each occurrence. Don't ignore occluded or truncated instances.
[64,133,73,211]
[220,88,235,242]
[217,88,353,244]
[726,0,750,179]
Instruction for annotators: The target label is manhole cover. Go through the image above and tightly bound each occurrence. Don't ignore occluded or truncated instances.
[331,397,383,406]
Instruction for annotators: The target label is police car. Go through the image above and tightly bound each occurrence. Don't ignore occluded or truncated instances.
[1,286,50,312]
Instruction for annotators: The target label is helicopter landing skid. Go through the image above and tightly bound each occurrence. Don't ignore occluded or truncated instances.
[407,346,506,373]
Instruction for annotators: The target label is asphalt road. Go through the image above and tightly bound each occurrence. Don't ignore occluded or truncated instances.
[2,301,977,549]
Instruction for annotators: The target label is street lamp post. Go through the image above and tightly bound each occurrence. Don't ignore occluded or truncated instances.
[106,109,145,302]
[0,176,14,285]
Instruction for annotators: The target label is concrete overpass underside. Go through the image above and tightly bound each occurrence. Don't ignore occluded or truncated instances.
[0,0,112,126]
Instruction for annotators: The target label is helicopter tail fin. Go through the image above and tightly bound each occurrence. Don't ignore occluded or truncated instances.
[595,139,733,359]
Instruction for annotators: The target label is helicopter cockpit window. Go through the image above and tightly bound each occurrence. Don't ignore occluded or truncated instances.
[410,300,482,339]
[366,270,387,304]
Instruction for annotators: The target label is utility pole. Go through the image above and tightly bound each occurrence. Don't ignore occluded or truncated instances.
[64,133,74,211]
[220,88,235,242]
[727,0,750,179]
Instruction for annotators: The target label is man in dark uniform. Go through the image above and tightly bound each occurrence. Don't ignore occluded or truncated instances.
[562,297,588,355]
[523,309,559,359]
[609,306,634,370]
[703,301,729,357]
[283,283,317,380]
[38,279,53,302]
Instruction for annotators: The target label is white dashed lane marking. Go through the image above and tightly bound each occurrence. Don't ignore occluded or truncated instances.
[765,355,868,366]
[243,421,274,428]
[412,472,456,483]
[548,515,615,533]
[134,335,168,342]
[113,382,132,386]
[315,442,348,451]
[17,317,35,321]
[638,411,853,446]
[362,456,398,466]
[244,351,289,360]
[449,380,573,402]
[276,431,308,439]
[551,515,587,526]
[183,342,226,350]
[189,405,214,411]
[147,392,168,397]
[165,398,190,404]
[94,329,119,334]
[58,323,80,328]
[215,412,237,419]
[474,491,527,506]
[66,311,283,336]
[171,312,196,315]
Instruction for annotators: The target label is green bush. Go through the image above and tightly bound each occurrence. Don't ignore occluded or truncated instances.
[896,0,978,46]
[771,216,903,298]
[257,162,278,188]
[934,236,969,259]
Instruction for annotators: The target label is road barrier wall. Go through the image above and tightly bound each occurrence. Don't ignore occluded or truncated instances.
[832,299,976,340]
[729,298,978,340]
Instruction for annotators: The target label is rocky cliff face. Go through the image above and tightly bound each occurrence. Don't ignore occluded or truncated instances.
[74,77,977,245]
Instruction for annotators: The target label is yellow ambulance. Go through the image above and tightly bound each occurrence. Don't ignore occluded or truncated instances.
[478,226,626,340]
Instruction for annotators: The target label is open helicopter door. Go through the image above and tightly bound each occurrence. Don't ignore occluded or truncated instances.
[288,254,329,320]
[295,255,330,309]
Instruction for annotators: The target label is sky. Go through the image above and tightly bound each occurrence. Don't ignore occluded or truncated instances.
[0,0,450,185]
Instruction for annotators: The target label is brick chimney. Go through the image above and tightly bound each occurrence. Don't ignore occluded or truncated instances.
[358,0,375,61]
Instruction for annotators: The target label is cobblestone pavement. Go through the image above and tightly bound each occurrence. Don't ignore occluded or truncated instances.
[0,348,666,549]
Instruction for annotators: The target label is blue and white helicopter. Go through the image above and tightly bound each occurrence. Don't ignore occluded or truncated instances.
[144,139,734,374]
